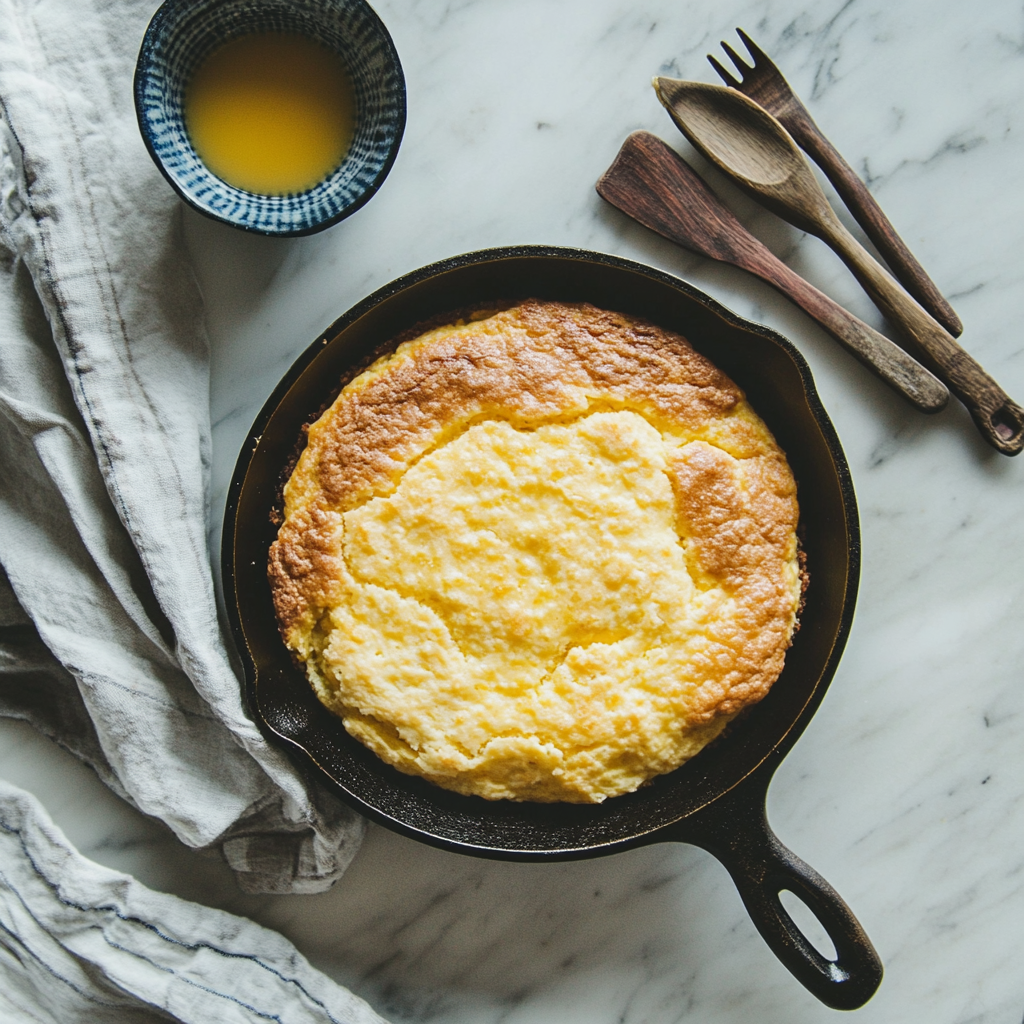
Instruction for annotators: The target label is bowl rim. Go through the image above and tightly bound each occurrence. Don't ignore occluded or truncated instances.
[133,0,407,236]
[222,244,860,858]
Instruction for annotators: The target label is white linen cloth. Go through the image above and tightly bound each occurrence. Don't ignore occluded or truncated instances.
[0,779,388,1024]
[0,0,383,1015]
[0,0,364,892]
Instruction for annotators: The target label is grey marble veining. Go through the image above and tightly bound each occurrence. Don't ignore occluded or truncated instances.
[3,0,1024,1021]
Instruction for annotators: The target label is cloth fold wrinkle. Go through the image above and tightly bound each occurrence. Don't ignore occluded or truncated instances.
[0,780,389,1024]
[0,563,126,801]
[0,255,178,660]
[0,0,364,896]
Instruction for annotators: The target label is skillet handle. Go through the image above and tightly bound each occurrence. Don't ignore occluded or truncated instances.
[681,772,882,1010]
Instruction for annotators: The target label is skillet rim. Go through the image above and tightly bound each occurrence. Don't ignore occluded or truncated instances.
[222,244,860,860]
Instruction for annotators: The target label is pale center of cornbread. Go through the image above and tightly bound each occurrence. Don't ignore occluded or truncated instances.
[309,409,744,801]
[344,409,710,672]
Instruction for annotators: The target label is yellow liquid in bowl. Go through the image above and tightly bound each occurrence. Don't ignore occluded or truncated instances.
[184,32,356,195]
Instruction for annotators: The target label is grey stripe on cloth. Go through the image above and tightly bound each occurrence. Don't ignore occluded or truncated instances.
[0,779,390,1024]
[0,0,364,896]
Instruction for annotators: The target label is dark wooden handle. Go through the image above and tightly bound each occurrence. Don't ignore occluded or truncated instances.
[783,109,964,338]
[678,771,883,1011]
[761,257,948,413]
[824,217,1024,455]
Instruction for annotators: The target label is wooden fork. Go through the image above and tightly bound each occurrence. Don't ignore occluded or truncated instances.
[709,28,963,338]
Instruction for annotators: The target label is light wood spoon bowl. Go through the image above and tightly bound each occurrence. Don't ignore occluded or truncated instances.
[654,77,1024,456]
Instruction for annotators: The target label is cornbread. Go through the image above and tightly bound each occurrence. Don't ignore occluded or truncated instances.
[269,300,801,803]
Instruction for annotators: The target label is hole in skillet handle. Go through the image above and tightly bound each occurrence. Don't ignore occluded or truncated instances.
[779,889,837,961]
[679,769,883,1010]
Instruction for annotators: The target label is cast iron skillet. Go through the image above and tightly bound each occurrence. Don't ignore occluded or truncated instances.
[223,246,882,1010]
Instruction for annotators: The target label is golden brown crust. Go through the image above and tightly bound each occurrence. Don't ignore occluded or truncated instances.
[666,441,798,720]
[268,300,800,802]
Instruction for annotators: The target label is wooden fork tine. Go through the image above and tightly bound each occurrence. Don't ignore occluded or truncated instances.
[720,40,754,75]
[735,27,772,68]
[707,53,742,89]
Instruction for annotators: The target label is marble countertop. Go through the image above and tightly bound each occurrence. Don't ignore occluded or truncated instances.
[3,0,1023,1020]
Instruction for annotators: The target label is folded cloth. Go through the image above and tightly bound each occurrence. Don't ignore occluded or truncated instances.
[0,779,389,1024]
[0,0,364,896]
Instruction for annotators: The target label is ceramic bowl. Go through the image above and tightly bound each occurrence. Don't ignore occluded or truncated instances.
[134,0,406,236]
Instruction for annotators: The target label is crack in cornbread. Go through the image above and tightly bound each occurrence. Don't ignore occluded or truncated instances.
[269,300,801,802]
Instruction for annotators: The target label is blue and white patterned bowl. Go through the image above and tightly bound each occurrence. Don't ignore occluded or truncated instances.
[134,0,406,236]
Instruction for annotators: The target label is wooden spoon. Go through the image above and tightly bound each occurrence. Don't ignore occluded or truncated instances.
[654,77,1024,456]
[597,132,948,413]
